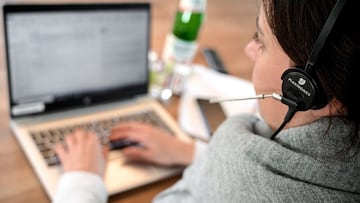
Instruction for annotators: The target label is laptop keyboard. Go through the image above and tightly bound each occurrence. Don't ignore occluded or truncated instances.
[30,110,174,166]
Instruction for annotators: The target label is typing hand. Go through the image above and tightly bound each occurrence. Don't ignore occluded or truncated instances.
[109,122,194,166]
[53,129,109,177]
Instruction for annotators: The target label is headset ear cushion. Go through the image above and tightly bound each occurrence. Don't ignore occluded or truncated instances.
[281,67,321,111]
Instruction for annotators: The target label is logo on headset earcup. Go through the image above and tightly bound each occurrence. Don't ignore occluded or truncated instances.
[281,67,326,111]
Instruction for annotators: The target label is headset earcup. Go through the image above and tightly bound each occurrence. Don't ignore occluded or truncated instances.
[281,67,324,111]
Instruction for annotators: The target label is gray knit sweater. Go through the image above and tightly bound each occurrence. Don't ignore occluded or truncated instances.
[154,114,360,202]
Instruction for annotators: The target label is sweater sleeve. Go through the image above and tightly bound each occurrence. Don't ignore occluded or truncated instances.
[52,171,108,203]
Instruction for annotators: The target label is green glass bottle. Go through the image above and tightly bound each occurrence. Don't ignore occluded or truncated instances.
[162,0,207,65]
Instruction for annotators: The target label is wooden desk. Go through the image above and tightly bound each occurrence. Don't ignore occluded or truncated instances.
[0,0,257,202]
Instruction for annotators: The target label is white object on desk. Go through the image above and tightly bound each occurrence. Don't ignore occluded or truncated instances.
[178,64,258,140]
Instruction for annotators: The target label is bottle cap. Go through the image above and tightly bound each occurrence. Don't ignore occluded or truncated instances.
[180,0,206,12]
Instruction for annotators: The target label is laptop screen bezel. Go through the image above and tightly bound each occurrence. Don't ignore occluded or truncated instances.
[3,2,151,118]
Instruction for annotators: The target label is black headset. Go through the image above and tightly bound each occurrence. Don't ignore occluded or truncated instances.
[271,0,348,139]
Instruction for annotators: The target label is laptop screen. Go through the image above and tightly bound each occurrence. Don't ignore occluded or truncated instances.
[3,3,150,117]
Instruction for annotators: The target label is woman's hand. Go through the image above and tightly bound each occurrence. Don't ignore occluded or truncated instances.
[53,129,108,177]
[109,122,194,166]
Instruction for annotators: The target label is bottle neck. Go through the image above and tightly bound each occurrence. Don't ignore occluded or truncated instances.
[179,0,206,12]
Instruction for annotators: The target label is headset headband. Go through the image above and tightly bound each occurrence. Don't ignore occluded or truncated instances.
[305,0,348,72]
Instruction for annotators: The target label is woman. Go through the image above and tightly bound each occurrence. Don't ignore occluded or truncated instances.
[53,0,360,202]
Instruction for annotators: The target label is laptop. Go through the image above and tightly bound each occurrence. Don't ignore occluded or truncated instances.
[2,2,191,200]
